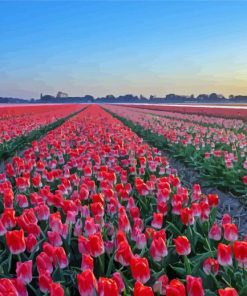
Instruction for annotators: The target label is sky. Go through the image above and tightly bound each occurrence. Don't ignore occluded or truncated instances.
[0,0,247,99]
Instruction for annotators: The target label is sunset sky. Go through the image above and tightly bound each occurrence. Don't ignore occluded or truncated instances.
[1,1,247,98]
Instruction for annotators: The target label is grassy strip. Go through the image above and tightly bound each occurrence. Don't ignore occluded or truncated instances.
[0,106,88,161]
[104,108,247,199]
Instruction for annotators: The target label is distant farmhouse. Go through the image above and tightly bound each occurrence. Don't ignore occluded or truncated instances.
[56,91,69,98]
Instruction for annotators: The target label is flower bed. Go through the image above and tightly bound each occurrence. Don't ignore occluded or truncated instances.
[0,105,85,161]
[0,104,83,144]
[0,105,246,295]
[105,105,247,196]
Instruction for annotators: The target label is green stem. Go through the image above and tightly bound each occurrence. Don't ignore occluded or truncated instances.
[184,255,192,275]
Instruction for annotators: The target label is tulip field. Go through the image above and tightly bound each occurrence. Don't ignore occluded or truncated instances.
[0,104,246,296]
[105,105,247,196]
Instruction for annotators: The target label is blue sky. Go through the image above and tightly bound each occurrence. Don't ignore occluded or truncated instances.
[1,1,247,98]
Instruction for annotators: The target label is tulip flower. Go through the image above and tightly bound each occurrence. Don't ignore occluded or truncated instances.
[134,281,154,296]
[203,258,219,275]
[173,236,191,256]
[151,213,163,229]
[6,229,26,255]
[50,282,64,296]
[77,269,98,296]
[112,272,125,293]
[153,275,169,295]
[186,275,204,296]
[233,241,247,268]
[0,278,18,295]
[36,251,53,274]
[223,223,238,242]
[180,208,194,226]
[98,277,119,296]
[218,287,239,296]
[150,237,168,261]
[222,214,232,225]
[130,256,151,284]
[16,260,32,284]
[38,270,52,293]
[207,194,219,207]
[81,254,94,271]
[88,232,105,258]
[209,223,222,241]
[166,279,186,296]
[52,247,68,269]
[115,240,133,266]
[217,243,232,266]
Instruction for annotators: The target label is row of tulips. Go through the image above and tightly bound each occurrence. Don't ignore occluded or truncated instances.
[0,105,86,161]
[120,104,247,121]
[104,105,247,195]
[0,105,246,295]
[0,104,83,144]
[120,105,246,130]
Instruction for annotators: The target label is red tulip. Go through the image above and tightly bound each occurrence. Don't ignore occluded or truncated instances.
[153,275,169,295]
[134,281,154,296]
[209,223,222,241]
[222,214,231,225]
[118,213,131,232]
[217,243,232,266]
[78,235,89,254]
[81,254,94,271]
[54,247,68,269]
[1,208,16,229]
[233,241,247,267]
[88,232,105,258]
[48,231,62,247]
[77,269,98,296]
[173,236,191,256]
[218,287,239,296]
[0,278,18,295]
[25,233,38,253]
[16,260,32,284]
[112,272,125,293]
[98,277,119,296]
[180,208,194,226]
[151,213,163,229]
[207,194,219,207]
[150,237,168,261]
[6,229,26,254]
[203,258,219,275]
[36,252,53,274]
[50,282,64,296]
[115,240,133,266]
[186,275,204,296]
[38,270,52,293]
[136,233,147,249]
[84,217,97,236]
[166,279,186,296]
[11,278,28,296]
[223,223,238,242]
[130,256,151,284]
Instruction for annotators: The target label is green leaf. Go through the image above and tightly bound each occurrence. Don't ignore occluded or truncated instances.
[170,265,186,277]
[205,289,217,296]
[240,284,247,296]
[166,221,181,236]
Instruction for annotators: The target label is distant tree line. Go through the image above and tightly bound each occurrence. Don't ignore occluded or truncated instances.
[1,93,247,104]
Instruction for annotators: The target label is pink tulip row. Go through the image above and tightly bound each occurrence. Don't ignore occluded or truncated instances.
[119,105,245,129]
